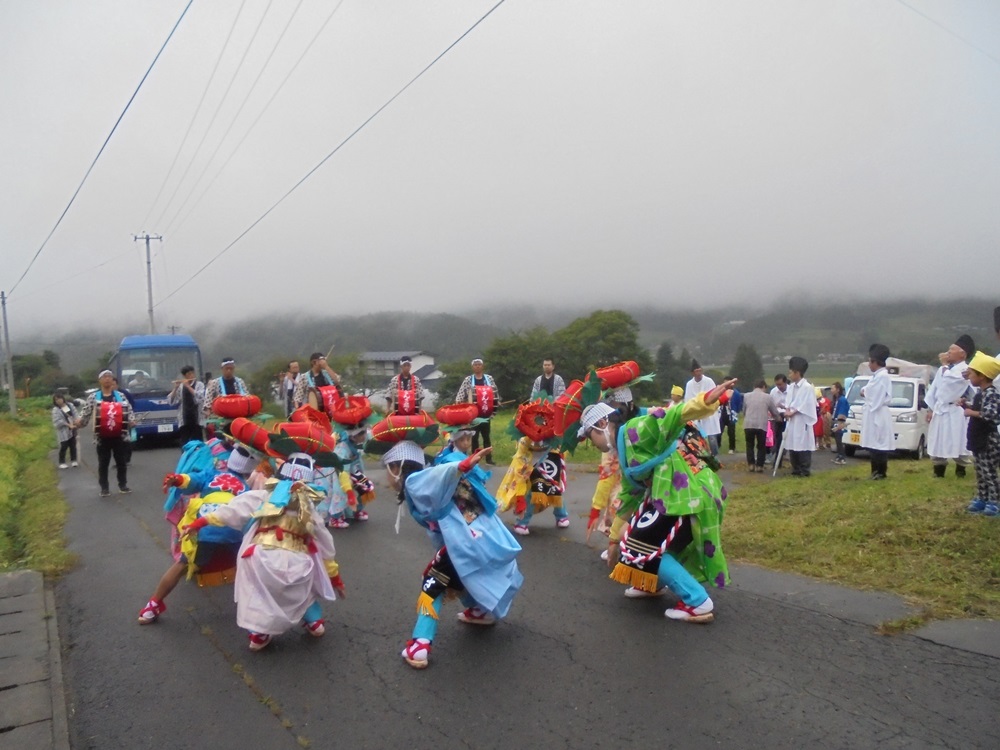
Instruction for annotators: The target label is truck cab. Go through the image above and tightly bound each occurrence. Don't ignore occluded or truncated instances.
[842,358,933,458]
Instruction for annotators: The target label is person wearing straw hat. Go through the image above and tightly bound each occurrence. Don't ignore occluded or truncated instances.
[579,378,735,623]
[961,352,1000,515]
[926,334,976,479]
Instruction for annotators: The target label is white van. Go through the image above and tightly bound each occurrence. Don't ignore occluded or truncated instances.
[841,358,934,458]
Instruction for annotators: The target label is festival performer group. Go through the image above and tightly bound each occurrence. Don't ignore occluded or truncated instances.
[115,350,743,663]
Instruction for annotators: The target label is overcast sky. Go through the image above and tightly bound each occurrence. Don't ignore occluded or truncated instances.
[2,0,999,340]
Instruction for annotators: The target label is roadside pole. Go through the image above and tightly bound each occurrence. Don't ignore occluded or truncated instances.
[1,291,16,416]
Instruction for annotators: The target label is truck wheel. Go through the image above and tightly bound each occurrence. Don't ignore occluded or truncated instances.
[844,446,856,458]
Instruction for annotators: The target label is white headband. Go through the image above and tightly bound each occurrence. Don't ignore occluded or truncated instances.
[221,359,235,367]
[577,402,618,438]
[98,369,114,379]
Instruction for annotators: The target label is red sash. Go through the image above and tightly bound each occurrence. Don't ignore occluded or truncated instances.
[474,384,494,418]
[99,401,123,439]
[317,386,340,416]
[396,381,417,416]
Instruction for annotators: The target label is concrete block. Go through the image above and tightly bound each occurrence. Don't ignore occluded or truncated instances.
[0,680,52,727]
[0,719,52,750]
[0,571,42,598]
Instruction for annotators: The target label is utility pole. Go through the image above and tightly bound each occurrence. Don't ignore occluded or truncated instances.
[1,291,16,416]
[133,233,162,334]
[167,325,181,335]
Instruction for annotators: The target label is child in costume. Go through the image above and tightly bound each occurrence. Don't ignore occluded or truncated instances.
[495,398,569,535]
[382,439,522,669]
[578,376,735,623]
[962,352,1000,515]
[326,396,377,528]
[181,448,345,651]
[139,441,266,624]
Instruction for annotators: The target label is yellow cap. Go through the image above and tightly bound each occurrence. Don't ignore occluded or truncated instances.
[671,385,683,397]
[969,351,1000,381]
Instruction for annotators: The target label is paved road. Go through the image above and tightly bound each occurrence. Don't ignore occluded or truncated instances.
[56,442,999,749]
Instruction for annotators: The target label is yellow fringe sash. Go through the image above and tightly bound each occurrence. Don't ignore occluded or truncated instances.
[609,563,658,593]
[416,592,439,619]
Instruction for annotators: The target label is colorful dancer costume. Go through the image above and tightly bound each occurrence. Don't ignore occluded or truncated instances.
[573,373,732,623]
[139,438,266,625]
[182,449,345,651]
[388,439,522,669]
[326,396,378,528]
[495,399,569,535]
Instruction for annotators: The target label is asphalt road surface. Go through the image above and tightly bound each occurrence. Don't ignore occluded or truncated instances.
[56,441,999,750]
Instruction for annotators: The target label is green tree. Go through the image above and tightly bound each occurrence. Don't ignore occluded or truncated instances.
[12,354,46,383]
[655,341,689,398]
[729,343,764,389]
[483,327,557,404]
[42,349,60,369]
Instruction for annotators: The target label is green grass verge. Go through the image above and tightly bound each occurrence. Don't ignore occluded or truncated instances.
[0,397,74,575]
[725,458,1000,622]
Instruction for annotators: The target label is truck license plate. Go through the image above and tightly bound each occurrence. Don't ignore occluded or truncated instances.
[849,433,860,444]
[157,424,174,433]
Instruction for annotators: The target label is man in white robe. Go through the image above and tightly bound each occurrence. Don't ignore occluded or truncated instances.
[926,334,974,478]
[684,359,721,455]
[783,356,817,477]
[861,344,894,480]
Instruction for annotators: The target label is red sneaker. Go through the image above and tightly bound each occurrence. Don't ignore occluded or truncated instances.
[137,598,166,625]
[354,510,369,521]
[328,518,350,529]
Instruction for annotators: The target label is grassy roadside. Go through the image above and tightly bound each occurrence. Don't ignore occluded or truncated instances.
[0,397,74,575]
[725,458,1000,624]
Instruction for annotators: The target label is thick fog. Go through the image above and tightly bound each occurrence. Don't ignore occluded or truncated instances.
[2,0,999,339]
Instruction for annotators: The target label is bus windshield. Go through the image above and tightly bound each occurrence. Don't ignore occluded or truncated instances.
[118,347,199,397]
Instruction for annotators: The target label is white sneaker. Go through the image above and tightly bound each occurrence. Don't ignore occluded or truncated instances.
[556,517,570,528]
[624,586,665,599]
[665,597,714,623]
[513,524,529,536]
[58,464,69,469]
[728,450,734,455]
[71,461,79,467]
[600,549,609,561]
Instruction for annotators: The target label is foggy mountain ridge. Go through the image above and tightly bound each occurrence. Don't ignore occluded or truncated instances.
[9,298,997,375]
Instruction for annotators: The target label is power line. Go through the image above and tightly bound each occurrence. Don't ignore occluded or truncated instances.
[150,0,276,232]
[163,0,307,236]
[156,0,508,308]
[168,0,347,238]
[7,248,133,302]
[7,0,194,297]
[893,0,1000,68]
[139,0,249,231]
